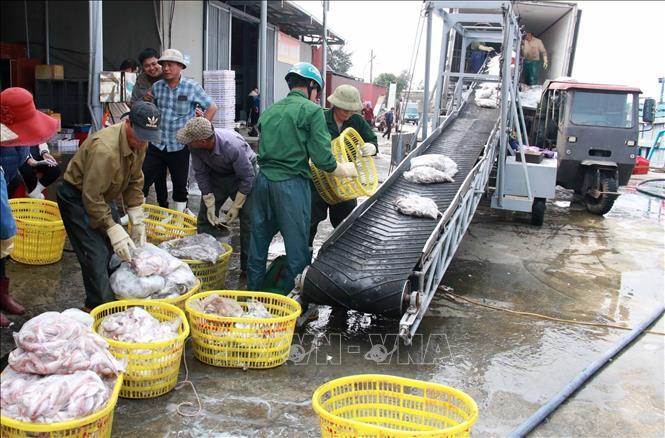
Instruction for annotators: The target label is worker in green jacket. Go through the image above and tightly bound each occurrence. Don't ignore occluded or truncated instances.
[309,84,378,247]
[247,62,358,292]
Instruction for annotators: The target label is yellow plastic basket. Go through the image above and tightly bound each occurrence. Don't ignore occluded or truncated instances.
[114,279,201,312]
[0,374,123,438]
[138,204,197,242]
[312,374,478,437]
[90,300,190,399]
[310,127,378,205]
[185,290,301,369]
[8,198,66,265]
[182,243,233,291]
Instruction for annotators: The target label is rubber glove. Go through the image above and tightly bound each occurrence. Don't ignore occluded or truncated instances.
[0,237,14,258]
[543,54,549,70]
[330,162,358,178]
[107,224,135,262]
[127,205,146,246]
[360,143,377,157]
[202,193,220,226]
[226,192,247,224]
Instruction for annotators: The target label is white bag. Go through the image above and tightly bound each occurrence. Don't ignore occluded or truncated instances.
[394,195,440,219]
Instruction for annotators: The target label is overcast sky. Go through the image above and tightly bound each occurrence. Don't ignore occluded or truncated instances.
[294,0,665,99]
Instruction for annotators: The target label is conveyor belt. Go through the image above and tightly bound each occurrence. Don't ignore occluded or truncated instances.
[302,101,498,317]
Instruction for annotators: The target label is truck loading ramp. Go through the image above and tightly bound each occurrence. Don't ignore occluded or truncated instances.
[301,100,498,318]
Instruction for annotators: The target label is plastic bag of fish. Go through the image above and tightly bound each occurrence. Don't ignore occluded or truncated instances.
[159,233,225,263]
[110,243,196,299]
[404,154,458,184]
[8,309,123,377]
[394,194,441,219]
[1,369,116,423]
[189,294,278,340]
[1,309,123,424]
[97,307,181,344]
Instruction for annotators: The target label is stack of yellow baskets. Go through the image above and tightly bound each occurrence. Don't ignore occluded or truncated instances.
[140,204,197,242]
[185,290,301,369]
[312,374,478,437]
[91,300,190,399]
[182,243,233,291]
[0,375,123,437]
[310,127,378,204]
[8,199,66,264]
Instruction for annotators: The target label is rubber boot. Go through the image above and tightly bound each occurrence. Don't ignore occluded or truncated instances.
[0,278,25,315]
[28,181,46,199]
[0,312,10,328]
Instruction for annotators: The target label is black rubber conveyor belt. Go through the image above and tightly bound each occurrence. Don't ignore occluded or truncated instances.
[302,102,498,317]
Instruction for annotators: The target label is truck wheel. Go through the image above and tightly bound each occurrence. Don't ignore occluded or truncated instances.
[585,174,618,215]
[531,197,546,226]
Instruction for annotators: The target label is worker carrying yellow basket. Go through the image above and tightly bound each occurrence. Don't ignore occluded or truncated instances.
[308,84,380,248]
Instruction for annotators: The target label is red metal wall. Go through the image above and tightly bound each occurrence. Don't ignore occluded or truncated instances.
[324,71,387,109]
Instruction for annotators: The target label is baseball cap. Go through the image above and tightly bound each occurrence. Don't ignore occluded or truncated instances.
[127,101,161,144]
[176,117,215,145]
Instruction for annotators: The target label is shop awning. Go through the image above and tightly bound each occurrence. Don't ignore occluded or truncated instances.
[223,1,345,45]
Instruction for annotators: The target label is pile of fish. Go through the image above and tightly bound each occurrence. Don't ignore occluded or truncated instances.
[110,243,197,299]
[160,233,226,263]
[404,154,459,184]
[1,309,124,423]
[189,294,273,320]
[475,55,501,108]
[97,306,181,344]
[394,195,441,219]
[396,154,457,219]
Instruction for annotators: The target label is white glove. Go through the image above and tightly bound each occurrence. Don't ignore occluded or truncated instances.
[543,54,549,70]
[360,143,377,157]
[127,206,146,246]
[330,162,358,178]
[226,192,247,224]
[107,224,135,262]
[0,237,14,258]
[202,193,220,226]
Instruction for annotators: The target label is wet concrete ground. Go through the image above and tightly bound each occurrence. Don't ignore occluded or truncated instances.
[1,126,664,437]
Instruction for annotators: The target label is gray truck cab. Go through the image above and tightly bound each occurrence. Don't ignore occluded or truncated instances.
[530,80,641,215]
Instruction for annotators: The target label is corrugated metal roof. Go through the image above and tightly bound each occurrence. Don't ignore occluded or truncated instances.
[223,1,344,45]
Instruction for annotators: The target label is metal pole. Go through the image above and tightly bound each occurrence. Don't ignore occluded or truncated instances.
[369,49,374,83]
[422,4,432,139]
[259,0,267,112]
[45,1,50,64]
[88,0,103,131]
[320,0,329,106]
[433,17,449,130]
[495,8,512,207]
[24,0,30,58]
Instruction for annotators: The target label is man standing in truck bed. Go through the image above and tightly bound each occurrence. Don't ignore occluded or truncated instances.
[522,31,548,86]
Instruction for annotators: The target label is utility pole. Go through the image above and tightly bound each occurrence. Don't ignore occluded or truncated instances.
[369,49,376,83]
[320,0,329,107]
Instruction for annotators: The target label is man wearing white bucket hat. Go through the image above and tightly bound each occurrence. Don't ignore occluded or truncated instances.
[308,84,378,247]
[143,48,217,214]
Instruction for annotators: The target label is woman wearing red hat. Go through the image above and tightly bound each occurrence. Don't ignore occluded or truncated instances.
[0,87,59,327]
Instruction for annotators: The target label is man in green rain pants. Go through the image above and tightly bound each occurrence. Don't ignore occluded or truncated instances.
[247,63,358,291]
